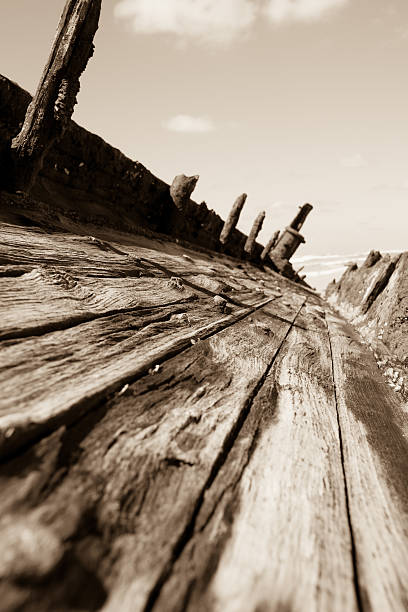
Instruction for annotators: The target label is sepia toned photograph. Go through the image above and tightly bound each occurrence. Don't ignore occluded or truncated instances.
[0,1,407,610]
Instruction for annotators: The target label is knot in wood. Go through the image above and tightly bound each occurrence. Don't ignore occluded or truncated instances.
[168,277,185,291]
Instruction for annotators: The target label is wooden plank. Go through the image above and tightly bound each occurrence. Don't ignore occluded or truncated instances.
[0,270,198,340]
[155,304,357,612]
[0,293,286,459]
[0,224,278,338]
[0,222,277,296]
[0,260,271,339]
[136,257,273,307]
[325,308,408,612]
[0,224,140,277]
[0,222,317,310]
[0,297,304,611]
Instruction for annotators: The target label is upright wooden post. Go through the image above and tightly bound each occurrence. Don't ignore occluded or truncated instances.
[170,174,199,213]
[219,193,247,245]
[260,230,280,261]
[10,0,102,192]
[244,211,265,258]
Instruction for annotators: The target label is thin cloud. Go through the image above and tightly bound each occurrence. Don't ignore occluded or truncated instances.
[114,0,349,45]
[265,0,349,23]
[114,0,256,45]
[164,114,215,133]
[340,153,368,168]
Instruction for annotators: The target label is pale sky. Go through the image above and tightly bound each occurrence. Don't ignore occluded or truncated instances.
[1,0,407,259]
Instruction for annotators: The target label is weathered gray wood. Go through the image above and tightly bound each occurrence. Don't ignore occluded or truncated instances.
[170,174,199,212]
[244,211,265,257]
[0,293,279,459]
[0,225,141,276]
[156,304,357,612]
[0,223,263,291]
[0,223,315,306]
[0,270,199,340]
[0,296,305,611]
[0,224,286,338]
[0,223,319,320]
[10,0,101,191]
[6,214,395,612]
[325,309,408,611]
[0,261,271,340]
[219,193,247,245]
[359,255,400,314]
[260,229,280,260]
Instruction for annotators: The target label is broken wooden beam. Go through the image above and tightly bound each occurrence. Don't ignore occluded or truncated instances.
[260,230,280,261]
[219,193,247,245]
[9,0,102,193]
[170,174,199,213]
[244,211,265,258]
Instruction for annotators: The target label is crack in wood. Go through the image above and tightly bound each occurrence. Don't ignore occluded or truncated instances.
[325,309,364,612]
[0,299,197,342]
[0,297,277,462]
[138,257,266,308]
[142,299,306,612]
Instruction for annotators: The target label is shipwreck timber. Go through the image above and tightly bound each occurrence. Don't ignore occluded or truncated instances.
[0,2,408,611]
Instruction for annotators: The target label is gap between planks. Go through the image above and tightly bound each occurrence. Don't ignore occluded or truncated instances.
[325,310,364,612]
[153,301,357,612]
[324,307,408,612]
[141,298,307,612]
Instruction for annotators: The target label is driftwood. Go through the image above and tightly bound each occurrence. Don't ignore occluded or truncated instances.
[244,210,265,257]
[219,193,247,245]
[10,0,101,192]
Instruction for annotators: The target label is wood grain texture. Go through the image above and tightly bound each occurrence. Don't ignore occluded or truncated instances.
[0,269,198,339]
[0,294,279,459]
[325,308,408,612]
[6,218,403,612]
[0,223,281,338]
[155,304,357,612]
[0,223,316,309]
[0,297,304,611]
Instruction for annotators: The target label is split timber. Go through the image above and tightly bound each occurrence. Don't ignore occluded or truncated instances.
[0,209,407,612]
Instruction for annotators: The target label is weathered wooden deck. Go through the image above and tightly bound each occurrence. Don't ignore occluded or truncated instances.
[1,222,407,612]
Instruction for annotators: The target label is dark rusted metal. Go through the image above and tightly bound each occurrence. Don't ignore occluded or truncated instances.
[271,203,313,262]
[289,203,313,232]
